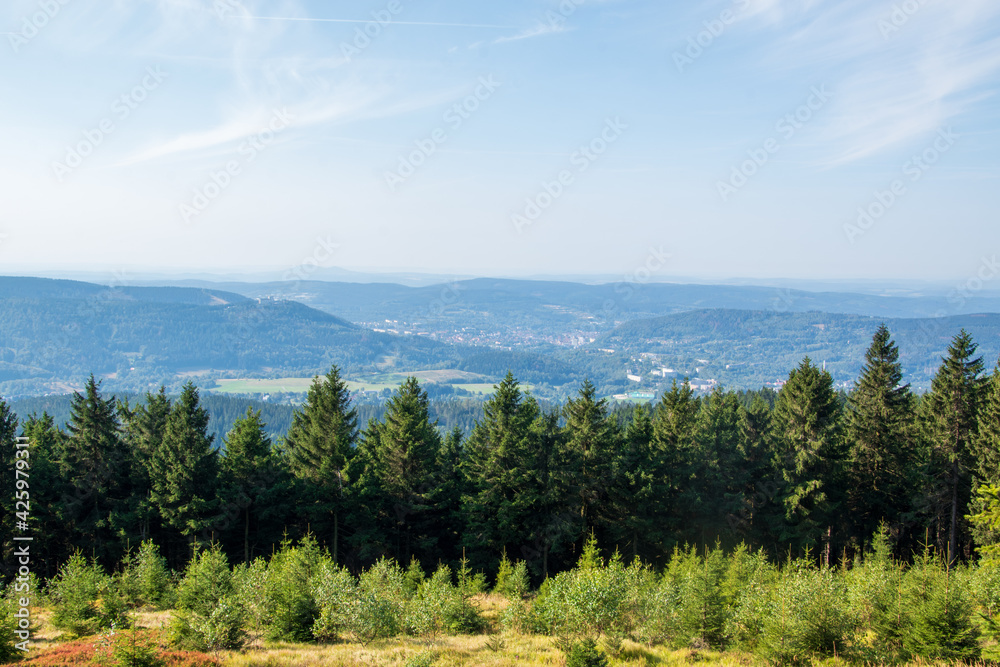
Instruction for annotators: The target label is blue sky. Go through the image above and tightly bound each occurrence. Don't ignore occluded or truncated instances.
[1,0,999,283]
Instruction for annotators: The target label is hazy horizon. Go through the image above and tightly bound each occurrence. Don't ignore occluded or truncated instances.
[2,1,999,283]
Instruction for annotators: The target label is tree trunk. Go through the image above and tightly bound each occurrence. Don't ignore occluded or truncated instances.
[949,459,960,564]
[244,507,250,563]
[332,511,339,566]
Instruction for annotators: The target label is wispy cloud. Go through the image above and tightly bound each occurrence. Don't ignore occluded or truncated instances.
[736,0,1000,164]
[235,15,513,29]
[494,22,574,44]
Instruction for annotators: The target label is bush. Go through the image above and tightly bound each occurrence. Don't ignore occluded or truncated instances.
[260,536,326,642]
[93,626,164,667]
[664,544,729,648]
[529,536,652,642]
[310,560,357,643]
[900,551,980,662]
[755,561,852,666]
[349,558,407,645]
[565,637,608,667]
[494,552,530,599]
[116,541,175,610]
[0,595,26,663]
[169,597,247,652]
[169,545,247,652]
[48,552,126,637]
[175,545,232,617]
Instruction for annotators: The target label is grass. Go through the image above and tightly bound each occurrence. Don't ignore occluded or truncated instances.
[211,370,497,396]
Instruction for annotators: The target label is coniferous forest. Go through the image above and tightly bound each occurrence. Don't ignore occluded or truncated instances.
[5,324,1000,665]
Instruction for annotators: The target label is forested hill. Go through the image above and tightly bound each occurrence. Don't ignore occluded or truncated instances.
[0,277,458,397]
[169,276,1000,324]
[584,309,1000,390]
[0,275,249,305]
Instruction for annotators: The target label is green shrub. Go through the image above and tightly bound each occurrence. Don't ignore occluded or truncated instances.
[664,544,729,648]
[755,562,852,666]
[843,531,906,663]
[0,595,27,662]
[565,637,608,667]
[494,552,530,599]
[48,551,125,637]
[310,560,357,643]
[530,537,651,642]
[116,541,174,610]
[349,558,407,645]
[170,544,247,651]
[900,551,980,662]
[261,535,326,642]
[175,544,232,617]
[169,596,247,652]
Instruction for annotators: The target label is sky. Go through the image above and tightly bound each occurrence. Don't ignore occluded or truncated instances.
[1,0,999,284]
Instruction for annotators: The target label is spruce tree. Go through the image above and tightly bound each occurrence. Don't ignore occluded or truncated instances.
[736,395,775,545]
[461,373,541,562]
[148,382,218,554]
[18,413,67,578]
[922,330,986,561]
[350,378,444,566]
[771,358,843,556]
[221,408,275,563]
[121,387,171,542]
[845,325,916,545]
[0,400,18,576]
[560,379,618,546]
[608,405,663,560]
[687,387,743,545]
[651,380,700,545]
[971,357,1000,550]
[61,375,132,562]
[283,365,357,562]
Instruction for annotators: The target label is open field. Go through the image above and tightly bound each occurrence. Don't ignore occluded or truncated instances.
[211,370,497,396]
[213,378,317,394]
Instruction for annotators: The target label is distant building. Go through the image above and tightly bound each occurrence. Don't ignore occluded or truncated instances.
[627,374,642,383]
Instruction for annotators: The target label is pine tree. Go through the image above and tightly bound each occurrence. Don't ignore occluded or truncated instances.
[922,330,986,562]
[220,408,275,563]
[0,400,19,576]
[735,395,775,546]
[19,412,68,578]
[651,380,700,546]
[971,357,1000,550]
[121,387,171,542]
[350,378,444,566]
[148,382,218,554]
[687,387,743,545]
[283,365,357,562]
[771,358,843,556]
[608,405,663,561]
[461,373,541,561]
[845,325,916,545]
[61,375,132,562]
[560,379,618,546]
